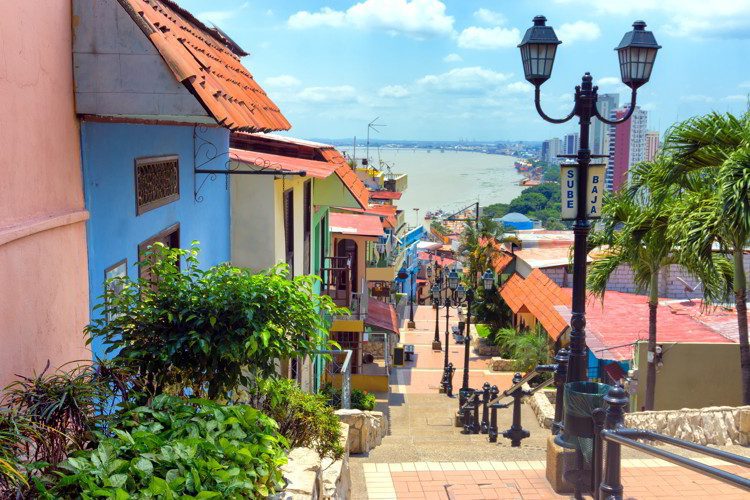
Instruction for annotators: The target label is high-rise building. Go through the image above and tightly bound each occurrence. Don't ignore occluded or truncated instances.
[592,93,619,155]
[563,133,579,155]
[606,105,648,191]
[645,130,660,161]
[541,137,562,163]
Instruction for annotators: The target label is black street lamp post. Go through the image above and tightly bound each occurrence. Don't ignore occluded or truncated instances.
[407,267,416,329]
[460,269,497,396]
[518,16,660,383]
[429,265,442,351]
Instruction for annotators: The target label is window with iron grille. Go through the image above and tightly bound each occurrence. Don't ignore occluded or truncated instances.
[135,156,179,215]
[283,188,294,273]
[303,180,312,275]
[138,223,180,282]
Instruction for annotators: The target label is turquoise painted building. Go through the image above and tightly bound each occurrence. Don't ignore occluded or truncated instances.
[72,0,289,357]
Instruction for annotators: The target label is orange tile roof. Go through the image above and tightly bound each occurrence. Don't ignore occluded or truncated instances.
[120,0,290,132]
[229,148,336,178]
[319,149,370,209]
[500,269,571,340]
[492,251,514,274]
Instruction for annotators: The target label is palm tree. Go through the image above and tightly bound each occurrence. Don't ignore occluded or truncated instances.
[588,168,731,410]
[459,216,515,287]
[632,111,750,404]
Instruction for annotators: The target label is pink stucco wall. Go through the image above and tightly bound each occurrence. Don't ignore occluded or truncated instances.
[0,1,90,386]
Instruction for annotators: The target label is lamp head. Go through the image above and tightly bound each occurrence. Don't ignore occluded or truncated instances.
[615,20,660,89]
[518,15,561,86]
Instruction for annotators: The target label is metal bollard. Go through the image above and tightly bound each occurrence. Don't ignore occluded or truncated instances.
[599,385,628,500]
[472,388,482,434]
[446,363,456,397]
[592,408,606,500]
[462,395,474,434]
[480,382,491,434]
[552,348,569,435]
[488,385,500,442]
[502,373,530,447]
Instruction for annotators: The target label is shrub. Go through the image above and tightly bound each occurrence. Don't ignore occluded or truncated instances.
[36,395,287,499]
[495,326,551,372]
[320,384,376,411]
[0,409,37,496]
[87,244,343,399]
[252,379,343,460]
[351,389,376,411]
[1,361,116,467]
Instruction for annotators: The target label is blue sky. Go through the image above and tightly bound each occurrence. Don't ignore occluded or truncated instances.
[179,0,750,141]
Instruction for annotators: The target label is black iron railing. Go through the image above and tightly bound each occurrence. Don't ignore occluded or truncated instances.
[591,385,750,499]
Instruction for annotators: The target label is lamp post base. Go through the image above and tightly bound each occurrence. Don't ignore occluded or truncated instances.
[432,340,442,351]
[407,320,416,329]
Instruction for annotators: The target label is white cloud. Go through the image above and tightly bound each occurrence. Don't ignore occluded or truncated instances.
[287,0,454,38]
[739,81,750,88]
[723,94,749,102]
[196,2,249,24]
[680,94,715,103]
[552,0,750,39]
[264,75,302,89]
[597,77,622,87]
[457,26,520,50]
[443,53,463,62]
[473,8,506,26]
[417,66,512,93]
[506,81,532,94]
[296,85,358,103]
[556,21,602,43]
[378,85,410,98]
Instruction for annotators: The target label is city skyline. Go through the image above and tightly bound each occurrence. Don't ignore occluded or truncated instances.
[178,0,750,141]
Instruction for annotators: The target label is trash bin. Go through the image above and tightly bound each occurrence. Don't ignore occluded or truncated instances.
[557,381,610,492]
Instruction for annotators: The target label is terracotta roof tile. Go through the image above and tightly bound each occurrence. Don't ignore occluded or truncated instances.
[120,0,290,132]
[319,149,370,209]
[499,269,571,340]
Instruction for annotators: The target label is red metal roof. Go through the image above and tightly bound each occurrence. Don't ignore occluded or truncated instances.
[329,213,384,237]
[365,298,400,335]
[417,251,457,268]
[229,148,336,178]
[370,191,403,200]
[319,149,370,209]
[577,292,734,361]
[120,0,290,132]
[499,269,571,340]
[335,204,398,229]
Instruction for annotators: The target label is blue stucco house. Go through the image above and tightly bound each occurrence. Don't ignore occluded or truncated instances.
[72,0,289,357]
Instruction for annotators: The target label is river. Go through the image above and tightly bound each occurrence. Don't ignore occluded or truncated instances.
[341,148,525,223]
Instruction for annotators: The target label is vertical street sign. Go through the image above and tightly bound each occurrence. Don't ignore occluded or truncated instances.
[560,164,606,220]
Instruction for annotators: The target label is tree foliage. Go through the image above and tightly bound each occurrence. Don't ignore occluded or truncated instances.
[630,110,750,403]
[87,244,342,400]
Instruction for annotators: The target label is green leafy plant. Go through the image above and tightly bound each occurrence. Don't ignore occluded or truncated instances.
[36,395,287,499]
[320,383,376,412]
[490,326,550,372]
[87,243,342,399]
[1,361,116,467]
[251,379,343,460]
[0,409,38,496]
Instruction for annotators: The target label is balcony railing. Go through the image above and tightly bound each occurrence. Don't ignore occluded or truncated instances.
[320,256,352,308]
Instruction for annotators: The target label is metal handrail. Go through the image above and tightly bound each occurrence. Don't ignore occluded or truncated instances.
[601,429,750,492]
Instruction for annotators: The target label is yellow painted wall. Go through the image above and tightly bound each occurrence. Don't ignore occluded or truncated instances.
[633,342,743,411]
[326,373,389,393]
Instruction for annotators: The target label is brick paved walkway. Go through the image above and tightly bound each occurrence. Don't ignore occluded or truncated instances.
[349,305,750,499]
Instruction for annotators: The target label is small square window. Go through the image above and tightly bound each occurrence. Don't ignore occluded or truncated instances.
[135,156,179,215]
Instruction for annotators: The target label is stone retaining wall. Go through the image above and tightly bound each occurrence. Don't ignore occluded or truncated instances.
[277,423,352,499]
[473,337,502,357]
[363,340,385,359]
[527,395,750,447]
[489,357,516,372]
[335,409,388,454]
[624,406,750,446]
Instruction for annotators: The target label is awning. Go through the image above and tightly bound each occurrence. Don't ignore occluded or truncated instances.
[230,148,336,178]
[329,212,384,237]
[365,298,400,335]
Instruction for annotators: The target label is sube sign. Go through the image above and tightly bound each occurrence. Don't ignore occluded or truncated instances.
[560,164,606,220]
